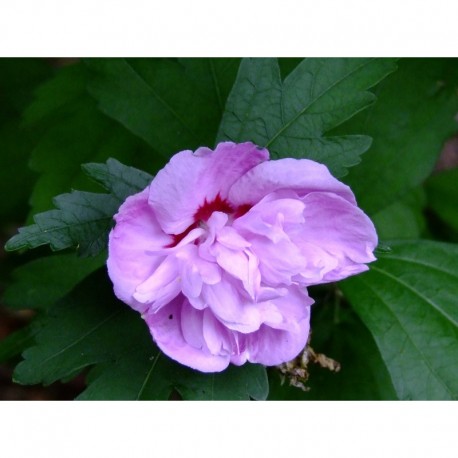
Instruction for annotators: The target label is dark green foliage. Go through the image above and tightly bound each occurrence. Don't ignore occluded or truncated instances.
[0,59,53,219]
[2,58,458,400]
[339,58,458,215]
[79,349,268,401]
[5,191,119,256]
[217,58,397,177]
[0,325,36,364]
[85,58,240,157]
[82,158,153,202]
[3,252,106,310]
[20,63,159,218]
[5,158,154,257]
[425,168,458,237]
[341,240,458,400]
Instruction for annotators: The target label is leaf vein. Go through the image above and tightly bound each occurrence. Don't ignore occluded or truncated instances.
[266,58,376,147]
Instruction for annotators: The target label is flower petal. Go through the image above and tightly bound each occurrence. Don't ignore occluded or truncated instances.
[243,287,312,366]
[202,308,233,355]
[145,296,231,373]
[149,142,269,234]
[229,158,356,207]
[133,255,181,309]
[291,192,378,284]
[107,188,171,313]
[201,274,284,333]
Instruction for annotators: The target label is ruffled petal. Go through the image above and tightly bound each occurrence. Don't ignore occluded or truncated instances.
[107,188,171,313]
[243,287,312,366]
[233,196,307,286]
[291,192,378,284]
[149,142,269,234]
[133,255,181,307]
[201,275,284,333]
[229,158,356,207]
[145,296,231,373]
[202,308,233,355]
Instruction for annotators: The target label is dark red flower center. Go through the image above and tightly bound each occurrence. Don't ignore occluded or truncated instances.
[165,194,251,248]
[194,194,234,222]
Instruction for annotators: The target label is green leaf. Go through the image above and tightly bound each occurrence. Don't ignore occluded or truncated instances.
[79,349,268,401]
[3,251,106,310]
[5,158,152,257]
[21,63,159,218]
[21,63,87,125]
[0,325,36,363]
[425,168,458,235]
[178,58,241,116]
[173,362,268,400]
[4,191,118,256]
[85,58,236,157]
[217,58,397,177]
[0,121,38,219]
[82,158,153,202]
[341,240,458,400]
[371,187,427,240]
[0,59,53,219]
[0,58,53,123]
[340,58,458,215]
[12,272,144,386]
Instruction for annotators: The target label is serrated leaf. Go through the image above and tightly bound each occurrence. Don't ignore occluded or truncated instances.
[341,240,458,400]
[82,158,153,202]
[0,325,35,363]
[217,58,397,177]
[340,58,458,215]
[3,251,106,310]
[5,158,154,257]
[79,348,268,401]
[85,58,235,157]
[12,272,145,386]
[5,191,118,256]
[174,362,268,400]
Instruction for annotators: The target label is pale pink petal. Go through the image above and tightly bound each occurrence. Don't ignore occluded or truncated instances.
[180,262,203,298]
[202,309,233,355]
[133,255,181,307]
[244,287,312,365]
[107,188,171,313]
[233,196,305,250]
[228,158,356,207]
[251,236,306,286]
[149,142,268,234]
[216,226,251,249]
[145,296,230,372]
[200,275,284,333]
[180,301,205,349]
[290,192,377,285]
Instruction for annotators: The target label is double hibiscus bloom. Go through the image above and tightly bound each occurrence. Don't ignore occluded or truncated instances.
[107,142,377,372]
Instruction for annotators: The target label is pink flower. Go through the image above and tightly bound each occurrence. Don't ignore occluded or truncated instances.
[107,142,377,372]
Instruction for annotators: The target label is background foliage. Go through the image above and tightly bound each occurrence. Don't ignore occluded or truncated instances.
[1,58,457,400]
